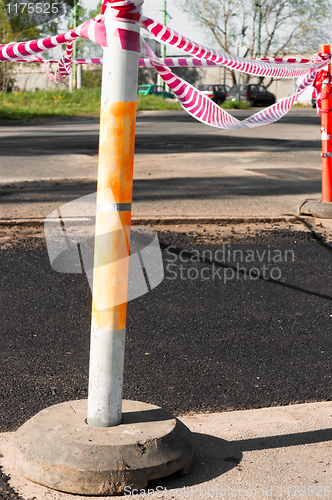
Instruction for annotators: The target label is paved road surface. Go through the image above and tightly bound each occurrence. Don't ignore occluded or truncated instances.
[0,109,331,500]
[1,224,332,433]
[0,109,322,219]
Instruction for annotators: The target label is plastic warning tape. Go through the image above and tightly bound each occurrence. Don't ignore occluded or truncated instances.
[0,16,106,63]
[140,56,313,67]
[0,13,325,80]
[142,17,327,79]
[0,0,329,128]
[142,40,318,130]
[9,57,316,68]
[45,41,73,83]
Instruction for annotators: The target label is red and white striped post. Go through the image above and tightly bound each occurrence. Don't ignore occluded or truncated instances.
[320,44,332,202]
[87,0,143,427]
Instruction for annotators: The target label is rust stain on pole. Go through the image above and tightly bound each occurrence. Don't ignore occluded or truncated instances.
[92,102,136,332]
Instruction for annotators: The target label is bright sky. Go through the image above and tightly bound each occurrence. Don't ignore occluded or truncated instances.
[82,0,212,54]
[141,0,210,49]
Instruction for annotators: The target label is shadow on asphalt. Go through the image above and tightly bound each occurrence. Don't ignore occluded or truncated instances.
[158,235,332,304]
[136,111,320,127]
[0,134,99,156]
[135,136,320,154]
[0,175,321,206]
[0,180,97,207]
[0,135,320,156]
[132,176,321,199]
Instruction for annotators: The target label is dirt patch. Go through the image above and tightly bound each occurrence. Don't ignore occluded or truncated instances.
[154,220,332,247]
[1,219,332,251]
[0,225,45,250]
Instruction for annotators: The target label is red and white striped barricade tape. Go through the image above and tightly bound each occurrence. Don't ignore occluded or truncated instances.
[0,0,329,127]
[140,56,313,68]
[11,56,316,68]
[141,40,319,130]
[0,15,106,62]
[141,16,327,79]
[44,41,74,83]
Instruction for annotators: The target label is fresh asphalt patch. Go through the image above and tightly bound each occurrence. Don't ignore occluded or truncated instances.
[1,225,332,438]
[1,224,332,499]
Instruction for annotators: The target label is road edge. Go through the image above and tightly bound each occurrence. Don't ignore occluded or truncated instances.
[0,215,316,228]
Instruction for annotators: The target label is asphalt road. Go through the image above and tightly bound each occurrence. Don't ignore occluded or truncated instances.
[1,225,332,436]
[0,109,331,499]
[0,108,321,159]
[0,108,323,219]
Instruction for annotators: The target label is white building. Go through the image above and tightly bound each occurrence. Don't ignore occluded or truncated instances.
[10,57,310,104]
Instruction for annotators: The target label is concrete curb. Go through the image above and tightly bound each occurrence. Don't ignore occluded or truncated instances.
[0,215,316,228]
[299,199,332,219]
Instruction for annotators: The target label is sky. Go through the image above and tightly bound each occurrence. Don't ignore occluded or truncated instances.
[83,0,212,55]
[140,0,210,50]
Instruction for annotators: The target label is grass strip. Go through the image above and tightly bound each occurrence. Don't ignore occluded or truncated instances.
[221,100,250,110]
[0,88,101,119]
[0,88,182,120]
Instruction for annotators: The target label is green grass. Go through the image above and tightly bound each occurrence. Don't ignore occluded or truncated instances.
[137,94,181,111]
[0,88,182,120]
[292,102,313,108]
[0,88,101,119]
[221,100,251,110]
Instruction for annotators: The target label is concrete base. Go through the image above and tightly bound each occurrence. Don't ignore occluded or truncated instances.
[14,399,194,496]
[299,199,332,218]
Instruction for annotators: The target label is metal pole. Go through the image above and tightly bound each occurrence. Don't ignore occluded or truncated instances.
[77,63,82,89]
[163,0,166,59]
[236,46,240,102]
[237,26,248,95]
[72,0,77,89]
[162,0,166,89]
[87,0,142,427]
[320,44,332,202]
[255,3,261,58]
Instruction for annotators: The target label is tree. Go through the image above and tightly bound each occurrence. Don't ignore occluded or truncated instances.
[179,0,331,86]
[84,0,103,59]
[68,0,103,88]
[172,67,202,87]
[64,0,103,59]
[0,0,61,91]
[0,0,104,91]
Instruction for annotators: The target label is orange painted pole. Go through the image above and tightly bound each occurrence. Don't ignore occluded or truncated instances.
[87,0,142,427]
[320,44,332,202]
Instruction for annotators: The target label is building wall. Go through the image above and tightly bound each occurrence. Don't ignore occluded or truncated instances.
[12,63,69,91]
[11,61,300,102]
